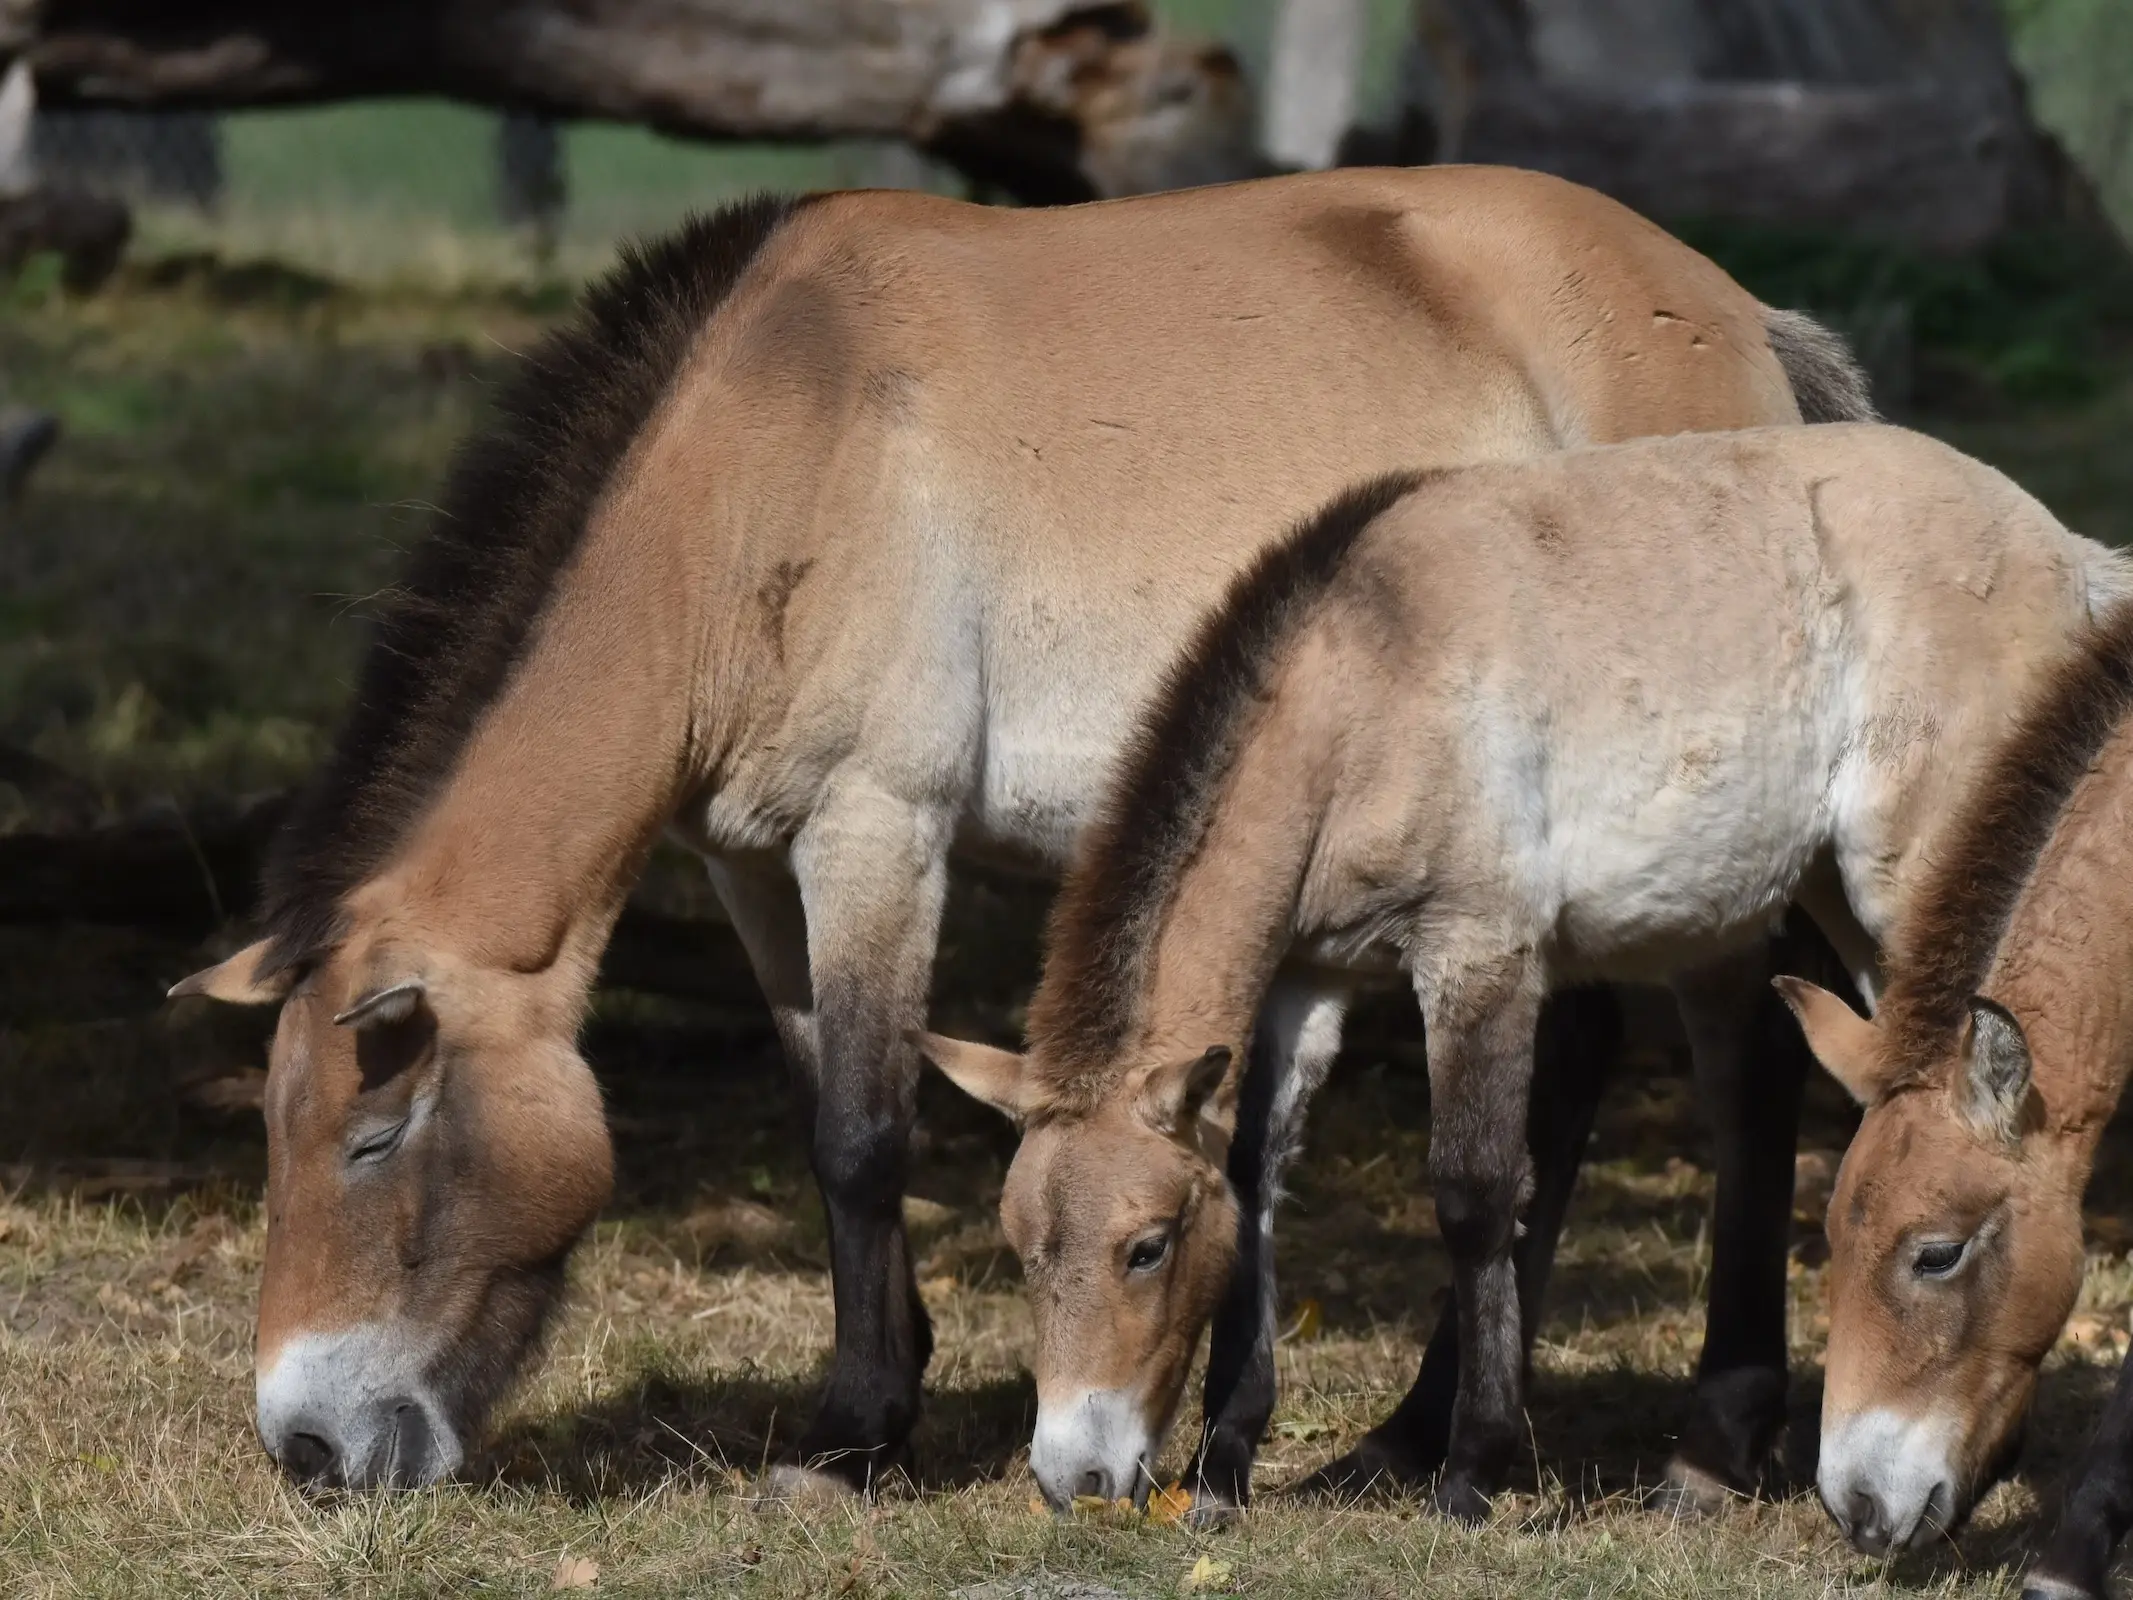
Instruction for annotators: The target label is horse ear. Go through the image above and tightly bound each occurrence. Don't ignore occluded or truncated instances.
[334,979,426,1029]
[1773,977,1889,1105]
[1958,997,2032,1142]
[1139,1046,1239,1142]
[913,1032,1045,1124]
[168,940,293,1007]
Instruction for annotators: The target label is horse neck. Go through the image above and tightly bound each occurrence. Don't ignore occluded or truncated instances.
[1987,717,2133,1161]
[366,480,716,986]
[1052,644,1341,1091]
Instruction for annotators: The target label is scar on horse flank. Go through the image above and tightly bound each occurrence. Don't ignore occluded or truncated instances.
[758,559,818,666]
[1878,600,2133,1077]
[1028,469,1435,1100]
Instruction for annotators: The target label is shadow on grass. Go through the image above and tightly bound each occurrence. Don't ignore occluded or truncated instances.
[482,1365,1037,1504]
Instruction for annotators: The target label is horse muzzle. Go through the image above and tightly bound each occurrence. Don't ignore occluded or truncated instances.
[256,1326,463,1490]
[1818,1407,1962,1555]
[1030,1385,1159,1512]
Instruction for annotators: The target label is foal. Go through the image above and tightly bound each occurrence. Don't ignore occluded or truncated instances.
[1784,605,2133,1582]
[923,423,2129,1516]
[168,170,1856,1494]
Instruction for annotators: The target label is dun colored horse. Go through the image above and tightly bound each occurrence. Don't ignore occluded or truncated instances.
[1783,604,2133,1584]
[920,423,2128,1516]
[169,169,1861,1495]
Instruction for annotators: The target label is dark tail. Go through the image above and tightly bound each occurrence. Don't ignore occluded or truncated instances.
[1762,306,1877,423]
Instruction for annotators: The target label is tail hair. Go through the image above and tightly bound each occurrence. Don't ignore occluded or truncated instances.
[1763,306,1877,424]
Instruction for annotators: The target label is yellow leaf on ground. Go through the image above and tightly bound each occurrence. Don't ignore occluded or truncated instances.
[1183,1553,1234,1592]
[1028,1494,1049,1516]
[1071,1494,1112,1515]
[1280,1298,1323,1343]
[551,1554,599,1590]
[1146,1481,1193,1524]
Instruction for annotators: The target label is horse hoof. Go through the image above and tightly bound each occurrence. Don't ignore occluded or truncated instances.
[2022,1572,2102,1600]
[759,1461,863,1504]
[1431,1471,1491,1524]
[1184,1489,1243,1530]
[1654,1454,1744,1518]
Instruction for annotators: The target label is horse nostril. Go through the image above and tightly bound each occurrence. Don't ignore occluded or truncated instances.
[1848,1489,1892,1555]
[384,1399,436,1489]
[1075,1468,1111,1502]
[280,1430,338,1484]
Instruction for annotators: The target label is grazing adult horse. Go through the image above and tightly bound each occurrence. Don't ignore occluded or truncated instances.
[919,424,2130,1517]
[167,170,1861,1496]
[1781,604,2133,1585]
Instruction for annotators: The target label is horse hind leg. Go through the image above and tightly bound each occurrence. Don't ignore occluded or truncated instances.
[1288,982,1619,1502]
[1661,932,1811,1512]
[1189,975,1350,1520]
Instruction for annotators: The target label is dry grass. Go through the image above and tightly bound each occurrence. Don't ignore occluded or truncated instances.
[6,255,2133,1598]
[10,977,2133,1598]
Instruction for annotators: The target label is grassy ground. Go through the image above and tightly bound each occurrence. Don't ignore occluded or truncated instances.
[4,250,2133,1595]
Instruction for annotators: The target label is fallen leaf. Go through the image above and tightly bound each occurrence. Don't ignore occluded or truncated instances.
[1146,1481,1193,1525]
[1028,1494,1049,1516]
[2067,1313,2113,1350]
[1072,1494,1112,1515]
[1183,1554,1234,1592]
[182,1069,267,1114]
[901,1195,957,1232]
[146,1215,233,1293]
[1279,1298,1323,1344]
[1794,1149,1841,1216]
[683,1198,794,1256]
[551,1554,599,1590]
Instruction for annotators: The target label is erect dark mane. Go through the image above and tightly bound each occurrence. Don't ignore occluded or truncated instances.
[259,194,808,972]
[1878,599,2133,1077]
[1027,470,1432,1099]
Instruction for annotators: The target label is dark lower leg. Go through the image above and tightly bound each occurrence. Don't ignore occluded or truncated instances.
[1423,965,1541,1519]
[2027,1355,2133,1600]
[792,1010,933,1488]
[1671,943,1809,1496]
[1193,984,1346,1509]
[1296,986,1618,1495]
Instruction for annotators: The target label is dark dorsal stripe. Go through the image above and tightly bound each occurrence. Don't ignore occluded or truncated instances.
[1029,469,1433,1100]
[1878,599,2133,1078]
[259,194,808,972]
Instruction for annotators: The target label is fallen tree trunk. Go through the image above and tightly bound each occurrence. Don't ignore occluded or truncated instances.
[0,795,763,1007]
[0,790,1054,1013]
[1460,80,2047,255]
[26,0,1262,204]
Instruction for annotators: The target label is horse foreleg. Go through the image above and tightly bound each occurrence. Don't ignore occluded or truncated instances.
[1290,983,1618,1501]
[2024,1351,2133,1600]
[1663,936,1807,1510]
[720,793,952,1495]
[1416,949,1544,1520]
[1189,976,1350,1518]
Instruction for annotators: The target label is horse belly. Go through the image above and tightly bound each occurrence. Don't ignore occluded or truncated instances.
[959,658,1156,867]
[1537,717,1836,981]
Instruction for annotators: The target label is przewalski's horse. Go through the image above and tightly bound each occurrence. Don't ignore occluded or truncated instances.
[920,423,2131,1518]
[166,168,1862,1495]
[1781,603,2133,1582]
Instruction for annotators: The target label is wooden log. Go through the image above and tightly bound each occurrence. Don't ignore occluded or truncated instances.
[0,794,763,1007]
[27,0,1261,204]
[1460,80,2041,253]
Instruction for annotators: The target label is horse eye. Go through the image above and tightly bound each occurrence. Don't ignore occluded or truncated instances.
[348,1119,409,1165]
[1913,1239,1966,1279]
[1126,1233,1172,1274]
